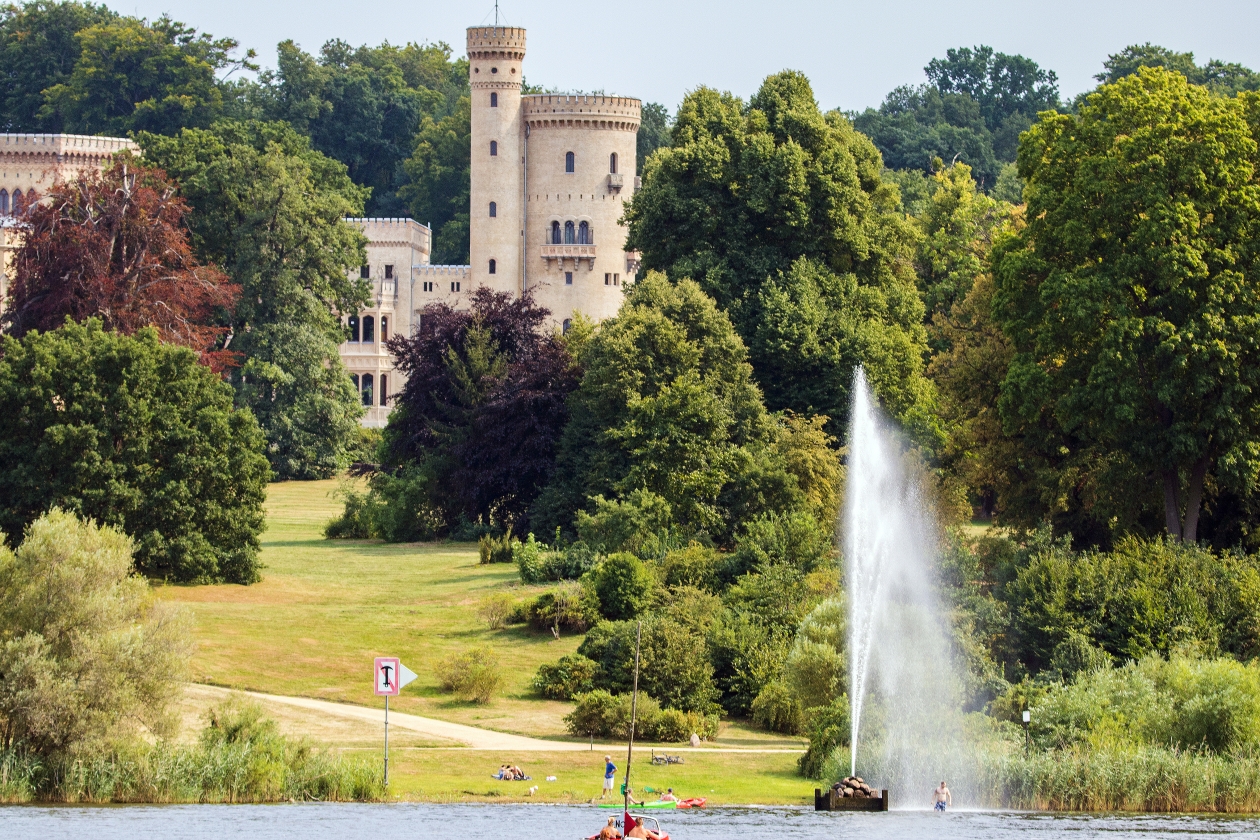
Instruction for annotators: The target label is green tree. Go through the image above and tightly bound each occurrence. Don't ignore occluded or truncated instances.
[532,273,807,543]
[252,39,468,217]
[636,101,672,174]
[139,120,369,479]
[399,95,471,263]
[625,71,936,441]
[1097,44,1260,97]
[0,321,269,582]
[0,510,191,755]
[0,0,117,132]
[993,68,1260,542]
[41,15,249,136]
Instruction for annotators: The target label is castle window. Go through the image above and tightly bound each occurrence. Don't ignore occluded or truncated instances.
[0,190,7,215]
[488,259,497,275]
[578,221,590,244]
[347,315,360,342]
[381,316,389,341]
[614,274,620,285]
[565,151,575,173]
[551,221,561,244]
[423,281,435,292]
[563,319,572,334]
[490,92,498,107]
[605,273,611,286]
[384,264,394,279]
[380,374,389,406]
[490,140,498,156]
[491,66,498,74]
[451,281,461,292]
[489,201,497,217]
[360,265,370,279]
[361,374,374,406]
[610,153,618,174]
[565,271,573,285]
[564,221,575,244]
[362,315,375,343]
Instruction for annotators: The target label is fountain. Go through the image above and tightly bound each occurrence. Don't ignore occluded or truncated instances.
[843,367,966,808]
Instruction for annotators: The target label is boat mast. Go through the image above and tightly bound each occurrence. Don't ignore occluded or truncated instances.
[623,621,642,819]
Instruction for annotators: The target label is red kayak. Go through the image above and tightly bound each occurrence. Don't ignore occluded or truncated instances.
[676,797,706,809]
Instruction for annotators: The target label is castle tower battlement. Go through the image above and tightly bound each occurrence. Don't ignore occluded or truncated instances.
[522,95,643,130]
[466,26,526,61]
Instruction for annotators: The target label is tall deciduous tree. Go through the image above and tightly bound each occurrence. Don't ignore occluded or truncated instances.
[993,68,1260,543]
[624,71,937,444]
[399,95,471,264]
[0,0,117,132]
[384,288,578,531]
[1097,44,1260,97]
[2,158,238,364]
[139,120,370,479]
[0,320,269,583]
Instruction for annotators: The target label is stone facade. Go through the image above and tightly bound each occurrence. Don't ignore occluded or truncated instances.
[340,24,642,427]
[0,133,139,308]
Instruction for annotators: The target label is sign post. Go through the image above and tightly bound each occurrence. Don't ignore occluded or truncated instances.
[374,657,417,787]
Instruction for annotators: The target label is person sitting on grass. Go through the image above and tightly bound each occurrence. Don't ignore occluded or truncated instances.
[659,788,679,803]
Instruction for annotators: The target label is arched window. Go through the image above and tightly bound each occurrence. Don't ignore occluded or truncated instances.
[609,153,618,174]
[490,140,498,156]
[347,315,360,342]
[351,373,360,391]
[563,319,572,334]
[380,374,389,406]
[578,221,590,244]
[12,189,22,213]
[361,374,374,406]
[489,201,497,217]
[489,258,497,274]
[564,221,575,244]
[550,221,561,244]
[565,151,574,173]
[490,92,498,107]
[0,190,8,215]
[381,316,388,341]
[362,315,375,343]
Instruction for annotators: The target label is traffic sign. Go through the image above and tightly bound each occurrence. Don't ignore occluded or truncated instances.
[374,656,418,696]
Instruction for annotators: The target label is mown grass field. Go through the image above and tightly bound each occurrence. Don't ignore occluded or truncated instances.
[159,479,809,804]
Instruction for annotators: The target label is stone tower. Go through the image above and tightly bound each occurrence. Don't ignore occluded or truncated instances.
[467,26,526,295]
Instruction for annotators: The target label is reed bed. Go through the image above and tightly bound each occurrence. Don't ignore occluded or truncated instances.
[0,741,382,804]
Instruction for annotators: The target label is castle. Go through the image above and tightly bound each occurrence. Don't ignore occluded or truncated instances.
[341,25,643,426]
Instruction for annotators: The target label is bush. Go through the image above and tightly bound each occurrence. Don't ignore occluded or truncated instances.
[519,540,601,584]
[592,552,656,620]
[435,647,502,704]
[564,689,622,738]
[751,681,804,735]
[575,490,678,558]
[0,511,191,756]
[0,321,270,583]
[579,618,721,714]
[563,690,719,742]
[798,697,850,779]
[477,592,518,630]
[660,543,723,591]
[479,530,517,564]
[524,583,600,635]
[725,510,836,581]
[533,654,599,700]
[323,487,379,539]
[515,533,547,582]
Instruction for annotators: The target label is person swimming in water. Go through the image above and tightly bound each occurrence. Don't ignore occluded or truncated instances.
[933,780,952,811]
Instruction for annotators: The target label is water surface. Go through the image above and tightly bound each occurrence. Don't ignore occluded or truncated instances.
[3,803,1258,839]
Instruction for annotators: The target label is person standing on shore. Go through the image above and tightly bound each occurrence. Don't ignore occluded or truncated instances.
[933,780,952,811]
[599,755,616,800]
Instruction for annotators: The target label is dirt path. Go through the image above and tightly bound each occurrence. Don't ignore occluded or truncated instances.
[195,685,802,753]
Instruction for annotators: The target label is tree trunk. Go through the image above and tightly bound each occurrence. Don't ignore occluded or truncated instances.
[1163,469,1182,540]
[1182,458,1209,543]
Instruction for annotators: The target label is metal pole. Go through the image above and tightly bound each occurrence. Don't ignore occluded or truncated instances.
[385,695,390,787]
[623,621,641,815]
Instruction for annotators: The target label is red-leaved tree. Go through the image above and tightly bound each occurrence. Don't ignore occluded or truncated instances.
[2,158,238,365]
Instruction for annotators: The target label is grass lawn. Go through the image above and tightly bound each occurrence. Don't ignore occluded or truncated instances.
[159,479,809,803]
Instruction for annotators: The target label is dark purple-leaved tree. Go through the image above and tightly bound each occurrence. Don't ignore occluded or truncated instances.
[384,288,578,531]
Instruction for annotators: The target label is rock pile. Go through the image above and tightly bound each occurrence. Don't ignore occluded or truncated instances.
[832,776,878,798]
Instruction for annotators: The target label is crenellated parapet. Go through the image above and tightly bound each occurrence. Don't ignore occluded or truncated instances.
[523,96,642,132]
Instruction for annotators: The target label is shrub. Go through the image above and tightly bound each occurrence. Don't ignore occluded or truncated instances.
[515,533,547,582]
[323,487,379,539]
[0,511,191,756]
[578,618,721,714]
[783,597,846,711]
[477,592,518,630]
[533,654,599,700]
[592,552,656,620]
[660,543,723,591]
[519,539,601,584]
[725,510,836,581]
[564,690,622,738]
[524,583,600,635]
[654,708,720,742]
[479,530,516,564]
[435,647,502,704]
[798,697,851,779]
[563,690,718,742]
[575,490,677,557]
[751,681,804,735]
[0,321,269,583]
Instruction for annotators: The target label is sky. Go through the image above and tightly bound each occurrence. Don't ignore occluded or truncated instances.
[115,0,1260,111]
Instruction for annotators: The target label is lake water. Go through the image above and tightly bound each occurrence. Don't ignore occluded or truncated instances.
[3,804,1259,839]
